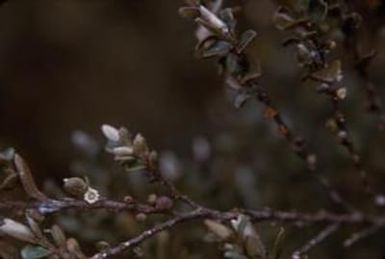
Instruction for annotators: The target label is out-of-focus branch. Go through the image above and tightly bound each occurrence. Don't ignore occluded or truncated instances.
[0,199,168,216]
[339,4,385,128]
[1,198,383,225]
[273,4,374,198]
[1,143,384,258]
[179,0,352,212]
[292,224,340,259]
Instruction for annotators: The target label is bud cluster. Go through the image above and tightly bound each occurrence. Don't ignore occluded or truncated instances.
[101,124,158,173]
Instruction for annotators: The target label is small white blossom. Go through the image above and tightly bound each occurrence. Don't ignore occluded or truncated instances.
[336,87,347,100]
[84,187,100,204]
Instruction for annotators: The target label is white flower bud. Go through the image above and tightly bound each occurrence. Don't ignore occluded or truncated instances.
[199,5,228,34]
[0,218,36,243]
[101,124,120,142]
[112,146,134,156]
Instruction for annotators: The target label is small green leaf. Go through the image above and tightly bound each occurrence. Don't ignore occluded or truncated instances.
[270,227,285,259]
[308,0,328,22]
[21,245,50,259]
[204,219,233,240]
[224,250,248,259]
[0,148,15,161]
[273,7,296,30]
[219,8,236,32]
[312,60,342,82]
[233,92,252,109]
[200,40,232,58]
[238,30,257,53]
[50,225,67,247]
[245,235,267,259]
[226,53,243,75]
[178,6,200,19]
[125,161,146,172]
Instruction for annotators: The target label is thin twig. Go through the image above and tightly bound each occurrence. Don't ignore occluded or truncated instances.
[252,84,355,212]
[1,199,380,225]
[343,221,385,247]
[273,1,374,199]
[90,209,209,259]
[292,224,340,259]
[339,2,385,127]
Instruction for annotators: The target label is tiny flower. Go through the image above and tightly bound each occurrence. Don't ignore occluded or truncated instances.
[101,124,120,142]
[336,87,347,100]
[84,187,100,204]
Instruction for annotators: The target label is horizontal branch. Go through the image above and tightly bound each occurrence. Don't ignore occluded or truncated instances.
[0,198,164,216]
[1,199,383,225]
[90,205,384,259]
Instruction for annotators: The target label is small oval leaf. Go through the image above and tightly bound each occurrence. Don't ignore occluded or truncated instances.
[237,30,257,53]
[21,245,50,259]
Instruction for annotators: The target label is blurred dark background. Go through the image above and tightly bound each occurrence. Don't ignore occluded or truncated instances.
[0,0,385,258]
[0,0,226,178]
[0,0,384,178]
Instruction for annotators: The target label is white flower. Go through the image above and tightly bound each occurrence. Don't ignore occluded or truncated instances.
[336,87,347,100]
[84,187,100,204]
